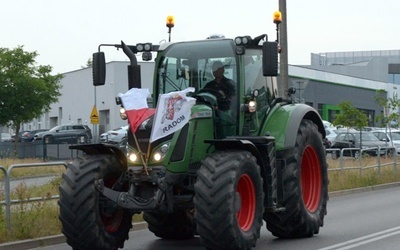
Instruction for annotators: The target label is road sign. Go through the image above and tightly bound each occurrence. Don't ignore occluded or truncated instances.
[90,105,99,124]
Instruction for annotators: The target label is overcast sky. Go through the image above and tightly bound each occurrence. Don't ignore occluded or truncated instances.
[1,0,399,74]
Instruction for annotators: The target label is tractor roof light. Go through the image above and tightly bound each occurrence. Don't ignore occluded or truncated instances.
[273,11,282,24]
[136,43,153,52]
[166,15,175,28]
[234,36,252,46]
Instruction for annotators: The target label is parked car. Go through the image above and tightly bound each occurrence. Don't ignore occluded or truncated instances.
[322,138,332,156]
[322,120,333,129]
[0,133,12,142]
[371,129,400,155]
[331,131,392,159]
[34,124,92,143]
[11,131,30,142]
[21,129,49,142]
[325,127,338,145]
[100,125,129,144]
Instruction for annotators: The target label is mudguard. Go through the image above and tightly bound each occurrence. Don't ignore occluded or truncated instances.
[70,143,127,169]
[262,103,325,151]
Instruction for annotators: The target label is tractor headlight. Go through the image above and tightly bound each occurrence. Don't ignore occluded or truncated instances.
[248,100,256,112]
[242,100,257,113]
[128,153,138,162]
[152,143,170,162]
[127,148,139,163]
[153,152,162,161]
[120,107,127,120]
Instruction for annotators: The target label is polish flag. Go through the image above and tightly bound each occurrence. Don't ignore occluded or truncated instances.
[119,88,155,133]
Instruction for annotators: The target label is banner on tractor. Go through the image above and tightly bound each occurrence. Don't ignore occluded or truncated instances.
[119,88,155,133]
[150,87,196,143]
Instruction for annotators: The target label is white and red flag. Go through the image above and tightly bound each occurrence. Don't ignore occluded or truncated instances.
[118,88,155,133]
[150,87,196,143]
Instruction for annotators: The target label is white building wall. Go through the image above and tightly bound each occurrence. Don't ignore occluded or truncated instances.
[22,61,155,141]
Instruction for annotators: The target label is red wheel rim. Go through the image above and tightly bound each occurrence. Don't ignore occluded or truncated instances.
[101,209,124,233]
[101,177,123,233]
[236,174,256,231]
[301,146,322,212]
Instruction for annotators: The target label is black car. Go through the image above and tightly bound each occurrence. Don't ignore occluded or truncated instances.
[331,130,392,159]
[11,131,30,142]
[34,124,92,143]
[21,129,49,142]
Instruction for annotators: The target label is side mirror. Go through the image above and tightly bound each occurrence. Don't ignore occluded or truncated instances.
[262,41,278,77]
[93,52,106,86]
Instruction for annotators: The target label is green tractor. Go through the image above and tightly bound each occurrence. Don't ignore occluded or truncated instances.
[58,32,328,249]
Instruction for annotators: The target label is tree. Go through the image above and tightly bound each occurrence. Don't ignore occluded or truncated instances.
[374,89,400,128]
[81,58,92,68]
[332,101,369,130]
[0,46,63,154]
[332,101,369,150]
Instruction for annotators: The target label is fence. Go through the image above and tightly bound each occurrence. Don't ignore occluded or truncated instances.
[0,134,88,160]
[0,162,68,231]
[326,146,398,177]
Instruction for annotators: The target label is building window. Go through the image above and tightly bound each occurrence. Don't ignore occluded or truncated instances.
[388,64,400,84]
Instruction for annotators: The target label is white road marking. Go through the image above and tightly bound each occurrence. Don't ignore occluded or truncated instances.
[319,226,400,250]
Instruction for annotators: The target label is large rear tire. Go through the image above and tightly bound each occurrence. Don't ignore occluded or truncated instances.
[59,155,132,250]
[194,150,264,250]
[143,210,195,239]
[264,119,328,238]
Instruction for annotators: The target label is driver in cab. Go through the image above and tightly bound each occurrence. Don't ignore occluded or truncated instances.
[203,61,236,110]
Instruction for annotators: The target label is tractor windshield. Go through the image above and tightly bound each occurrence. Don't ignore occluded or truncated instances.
[156,39,238,96]
[155,39,239,138]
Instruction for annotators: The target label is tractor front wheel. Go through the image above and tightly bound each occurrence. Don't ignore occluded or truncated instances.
[58,155,132,250]
[194,150,264,250]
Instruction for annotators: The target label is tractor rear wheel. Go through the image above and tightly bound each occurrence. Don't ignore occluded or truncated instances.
[264,119,328,238]
[194,150,264,250]
[143,210,195,239]
[58,155,132,250]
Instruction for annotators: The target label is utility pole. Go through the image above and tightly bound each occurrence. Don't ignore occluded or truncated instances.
[278,0,289,98]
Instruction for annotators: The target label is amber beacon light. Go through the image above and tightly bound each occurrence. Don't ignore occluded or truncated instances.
[273,11,282,24]
[166,15,175,42]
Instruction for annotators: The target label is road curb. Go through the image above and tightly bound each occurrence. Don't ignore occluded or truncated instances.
[328,181,400,197]
[2,182,400,249]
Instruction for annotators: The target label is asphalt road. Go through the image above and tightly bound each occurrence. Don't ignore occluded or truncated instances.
[6,184,395,250]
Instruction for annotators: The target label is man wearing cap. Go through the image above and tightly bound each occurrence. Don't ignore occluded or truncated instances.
[203,61,236,111]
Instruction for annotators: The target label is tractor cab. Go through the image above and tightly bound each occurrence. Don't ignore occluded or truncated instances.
[153,35,278,138]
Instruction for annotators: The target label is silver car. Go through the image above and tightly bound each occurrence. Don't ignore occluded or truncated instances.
[100,125,129,144]
[372,129,400,155]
